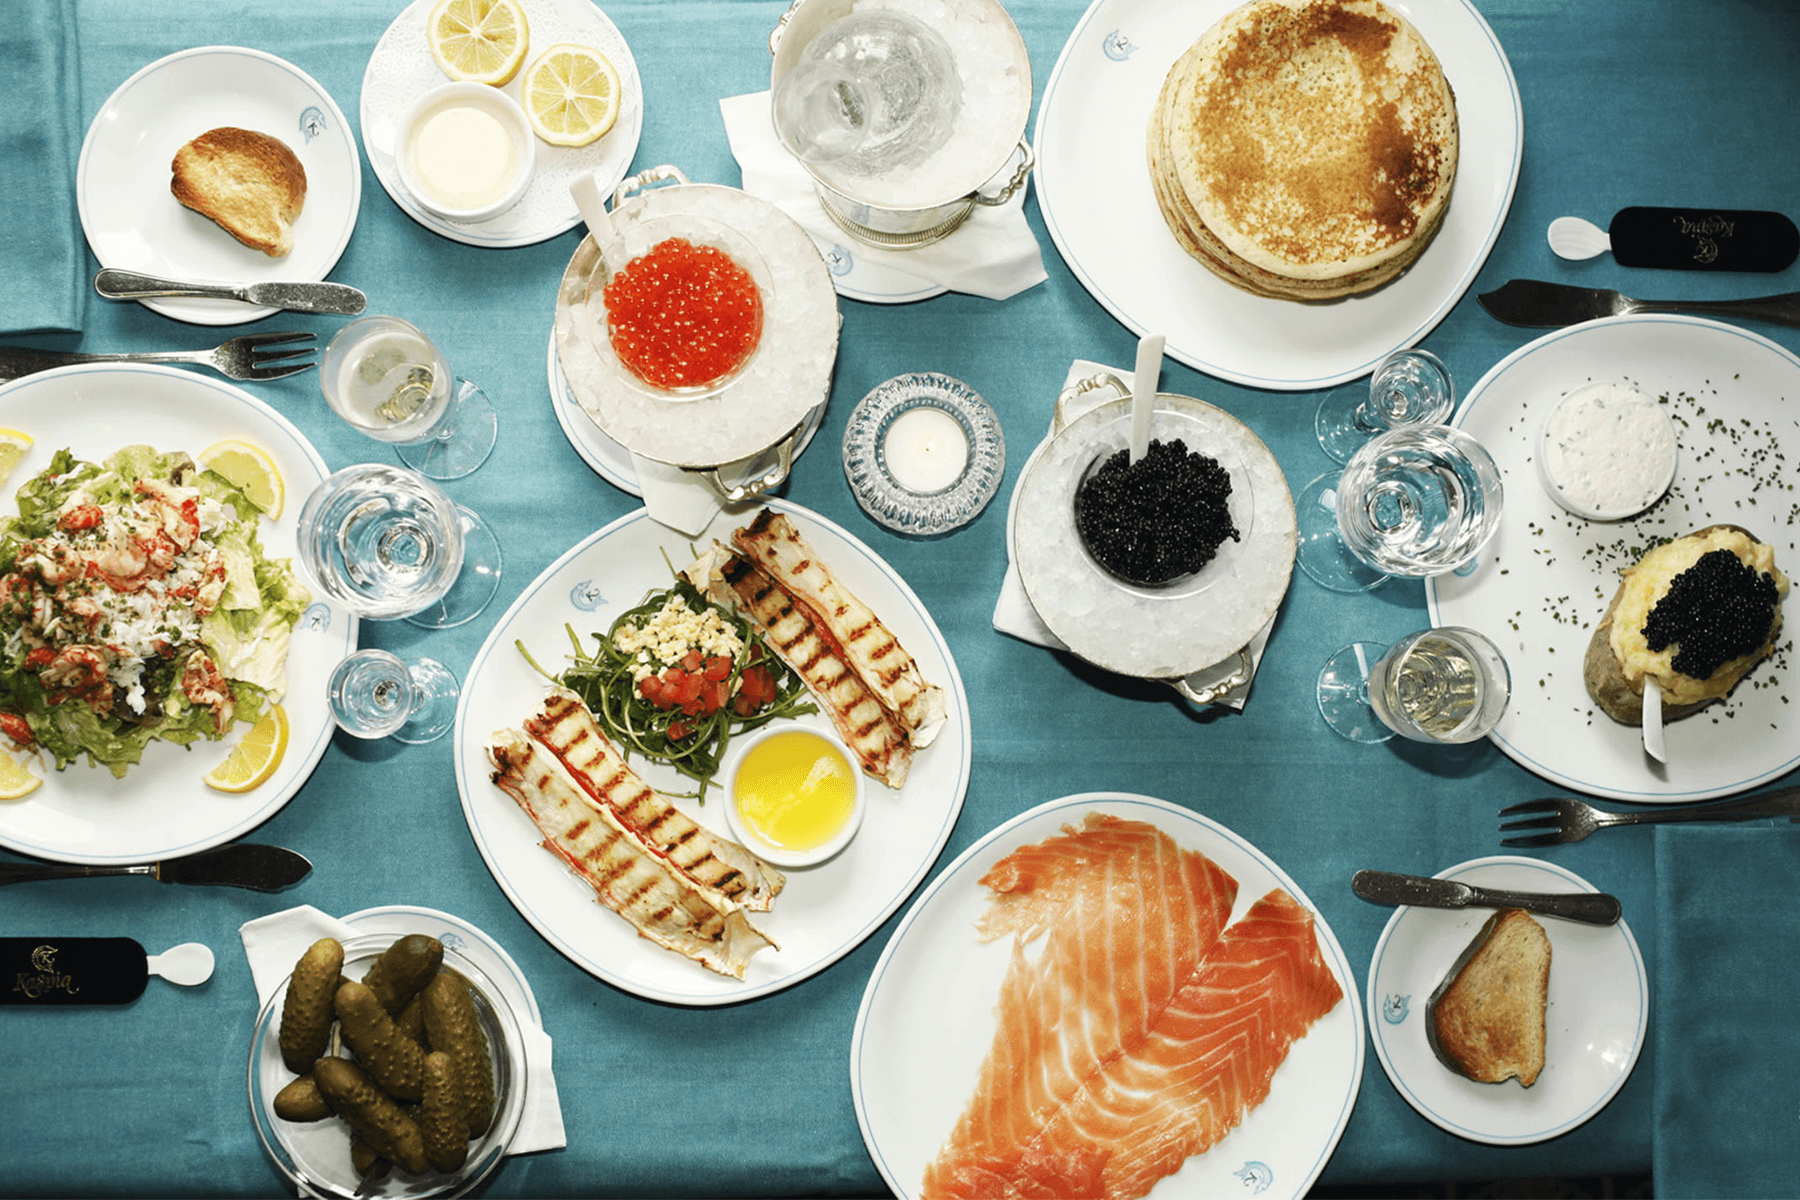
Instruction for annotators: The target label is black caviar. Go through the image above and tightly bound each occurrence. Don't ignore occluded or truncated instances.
[1073,437,1239,585]
[1642,548,1781,679]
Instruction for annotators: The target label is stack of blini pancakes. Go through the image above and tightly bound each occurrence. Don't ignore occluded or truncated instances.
[1148,0,1459,301]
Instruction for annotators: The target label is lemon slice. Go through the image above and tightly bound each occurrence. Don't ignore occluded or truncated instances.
[0,428,33,490]
[522,42,621,147]
[427,0,531,86]
[0,744,41,800]
[204,704,289,793]
[199,438,285,518]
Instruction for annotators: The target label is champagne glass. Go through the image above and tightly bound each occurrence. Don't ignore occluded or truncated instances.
[1318,626,1511,744]
[320,314,497,480]
[1297,424,1503,593]
[328,648,458,744]
[296,462,502,630]
[1314,348,1455,464]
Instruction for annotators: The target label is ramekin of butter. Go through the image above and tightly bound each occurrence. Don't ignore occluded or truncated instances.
[724,724,866,869]
[397,81,536,223]
[1536,380,1678,520]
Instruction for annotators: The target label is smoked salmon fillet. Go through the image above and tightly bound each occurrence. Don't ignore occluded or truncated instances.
[924,817,1343,1200]
[922,814,1239,1197]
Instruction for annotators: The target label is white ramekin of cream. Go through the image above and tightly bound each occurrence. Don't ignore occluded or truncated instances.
[1536,380,1679,521]
[397,81,536,223]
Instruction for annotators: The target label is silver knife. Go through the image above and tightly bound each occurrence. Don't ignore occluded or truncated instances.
[94,268,367,315]
[1478,277,1800,330]
[1352,868,1621,926]
[0,842,312,892]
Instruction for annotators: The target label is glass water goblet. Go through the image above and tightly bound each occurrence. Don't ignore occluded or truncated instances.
[1318,625,1511,745]
[1297,424,1504,593]
[296,462,502,630]
[1314,348,1455,464]
[320,314,497,480]
[328,648,459,744]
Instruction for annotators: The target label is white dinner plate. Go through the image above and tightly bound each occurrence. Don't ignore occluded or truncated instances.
[0,365,357,865]
[1365,856,1647,1145]
[361,0,643,247]
[340,904,543,1026]
[77,46,362,326]
[452,500,971,1005]
[852,793,1363,1200]
[545,329,825,496]
[1428,316,1800,800]
[1033,0,1521,389]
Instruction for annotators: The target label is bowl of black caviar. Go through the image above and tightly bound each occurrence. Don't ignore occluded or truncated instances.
[1009,372,1295,697]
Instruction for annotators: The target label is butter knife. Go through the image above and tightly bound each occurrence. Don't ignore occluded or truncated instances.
[94,268,366,315]
[1352,869,1621,926]
[1478,278,1800,330]
[0,842,312,892]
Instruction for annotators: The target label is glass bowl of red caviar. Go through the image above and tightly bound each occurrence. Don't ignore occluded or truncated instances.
[586,213,773,399]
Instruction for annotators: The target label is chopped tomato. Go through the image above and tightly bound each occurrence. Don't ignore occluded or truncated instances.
[680,650,704,672]
[731,663,778,716]
[702,655,732,682]
[667,720,693,740]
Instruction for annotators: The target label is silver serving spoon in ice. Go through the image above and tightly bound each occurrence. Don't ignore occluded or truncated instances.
[1129,333,1164,463]
[147,942,215,987]
[1548,216,1613,260]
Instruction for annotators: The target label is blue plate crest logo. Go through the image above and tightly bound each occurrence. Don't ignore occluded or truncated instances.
[569,580,607,611]
[299,601,332,634]
[1382,992,1410,1024]
[298,105,327,143]
[824,244,854,277]
[1102,29,1137,61]
[1234,1162,1273,1193]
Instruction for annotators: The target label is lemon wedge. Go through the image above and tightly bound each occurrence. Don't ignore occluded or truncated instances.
[0,744,41,800]
[0,428,33,490]
[522,42,621,147]
[427,0,531,87]
[198,438,285,519]
[204,704,289,793]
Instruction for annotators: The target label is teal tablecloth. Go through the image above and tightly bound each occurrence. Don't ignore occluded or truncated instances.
[2,0,1798,1195]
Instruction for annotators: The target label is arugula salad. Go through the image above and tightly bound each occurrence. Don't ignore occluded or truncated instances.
[0,445,311,776]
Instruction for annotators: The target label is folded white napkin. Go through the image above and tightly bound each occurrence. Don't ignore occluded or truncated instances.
[239,905,566,1155]
[631,453,722,538]
[991,360,1274,710]
[719,91,1047,302]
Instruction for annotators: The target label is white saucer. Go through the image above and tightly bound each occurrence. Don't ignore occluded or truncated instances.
[1365,856,1647,1145]
[77,46,362,326]
[361,0,643,247]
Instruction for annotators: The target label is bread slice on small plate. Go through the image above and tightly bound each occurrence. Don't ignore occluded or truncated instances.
[170,126,307,257]
[1427,908,1550,1087]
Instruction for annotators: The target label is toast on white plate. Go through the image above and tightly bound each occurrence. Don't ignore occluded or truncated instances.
[1427,907,1550,1087]
[170,126,307,257]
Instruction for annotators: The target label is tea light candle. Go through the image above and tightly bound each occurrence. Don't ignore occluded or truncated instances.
[883,406,969,493]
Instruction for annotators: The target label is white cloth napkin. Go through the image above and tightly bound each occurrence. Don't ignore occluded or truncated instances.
[631,453,722,538]
[239,905,566,1156]
[719,91,1047,302]
[991,360,1275,710]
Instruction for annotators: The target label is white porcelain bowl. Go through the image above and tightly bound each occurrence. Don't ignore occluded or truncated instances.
[724,723,867,868]
[396,82,536,224]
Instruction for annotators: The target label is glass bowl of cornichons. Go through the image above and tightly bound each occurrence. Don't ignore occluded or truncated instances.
[247,932,528,1199]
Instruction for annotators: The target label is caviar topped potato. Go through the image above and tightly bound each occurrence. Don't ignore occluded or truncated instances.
[1584,524,1788,725]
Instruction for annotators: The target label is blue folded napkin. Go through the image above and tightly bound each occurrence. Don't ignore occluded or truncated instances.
[1654,823,1800,1198]
[0,0,85,337]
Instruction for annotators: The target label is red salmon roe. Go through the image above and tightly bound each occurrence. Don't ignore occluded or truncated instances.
[603,236,764,390]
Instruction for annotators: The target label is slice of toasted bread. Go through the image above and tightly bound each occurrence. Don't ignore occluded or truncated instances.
[170,127,307,257]
[1427,908,1550,1087]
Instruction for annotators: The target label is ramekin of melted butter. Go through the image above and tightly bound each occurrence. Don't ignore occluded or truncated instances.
[725,725,866,867]
[398,81,536,223]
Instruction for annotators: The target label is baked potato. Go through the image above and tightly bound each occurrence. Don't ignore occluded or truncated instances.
[1584,523,1787,725]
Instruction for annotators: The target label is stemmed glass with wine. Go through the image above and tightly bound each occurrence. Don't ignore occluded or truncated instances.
[320,315,497,481]
[1317,626,1512,745]
[296,462,504,744]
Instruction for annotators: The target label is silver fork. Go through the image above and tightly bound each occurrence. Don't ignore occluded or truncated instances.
[0,331,316,383]
[1500,784,1800,846]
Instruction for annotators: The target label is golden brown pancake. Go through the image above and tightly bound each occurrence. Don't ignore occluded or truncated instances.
[1148,0,1458,300]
